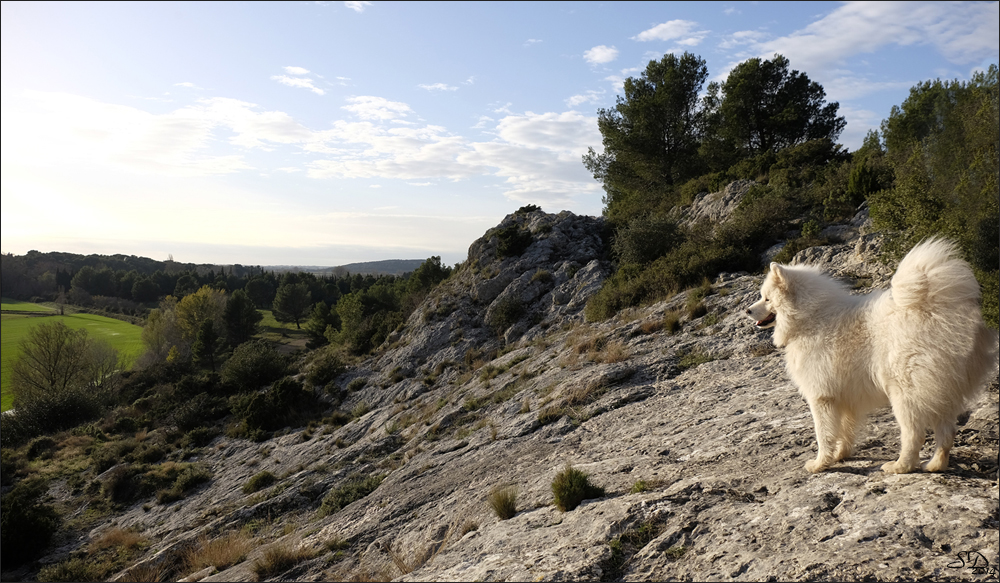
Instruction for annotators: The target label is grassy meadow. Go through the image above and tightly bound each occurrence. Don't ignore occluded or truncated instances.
[1,298,144,412]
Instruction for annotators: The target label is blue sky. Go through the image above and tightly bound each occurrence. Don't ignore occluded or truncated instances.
[2,1,997,267]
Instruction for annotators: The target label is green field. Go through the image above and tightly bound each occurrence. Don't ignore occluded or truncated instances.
[1,299,144,412]
[1,298,56,312]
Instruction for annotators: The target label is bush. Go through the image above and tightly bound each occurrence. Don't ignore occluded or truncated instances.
[488,484,518,520]
[230,377,320,437]
[486,296,525,335]
[496,224,533,257]
[306,348,344,387]
[243,471,278,494]
[319,473,385,516]
[551,464,605,512]
[1,387,104,447]
[0,477,59,567]
[26,436,57,460]
[156,465,212,504]
[612,214,681,266]
[221,340,288,393]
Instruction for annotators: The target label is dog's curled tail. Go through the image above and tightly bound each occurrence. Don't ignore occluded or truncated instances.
[890,238,981,311]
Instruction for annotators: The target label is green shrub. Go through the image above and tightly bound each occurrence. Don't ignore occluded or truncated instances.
[180,427,218,449]
[612,214,681,266]
[157,465,212,504]
[110,416,140,435]
[243,471,278,494]
[551,464,604,512]
[26,436,57,460]
[487,296,525,335]
[496,225,533,257]
[0,477,59,567]
[306,348,344,387]
[221,340,288,393]
[488,484,518,520]
[319,473,385,516]
[230,377,320,435]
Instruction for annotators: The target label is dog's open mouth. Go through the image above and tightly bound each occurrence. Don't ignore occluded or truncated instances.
[755,312,776,328]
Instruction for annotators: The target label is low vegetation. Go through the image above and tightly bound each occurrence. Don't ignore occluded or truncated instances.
[551,464,605,512]
[487,484,518,520]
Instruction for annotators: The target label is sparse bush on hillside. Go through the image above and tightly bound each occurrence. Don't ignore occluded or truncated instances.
[306,347,345,387]
[551,464,605,512]
[496,224,533,258]
[229,377,321,439]
[243,471,278,494]
[221,340,289,393]
[487,296,525,335]
[0,477,60,567]
[319,473,385,516]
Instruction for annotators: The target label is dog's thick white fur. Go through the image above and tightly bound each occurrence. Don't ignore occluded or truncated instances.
[746,238,998,474]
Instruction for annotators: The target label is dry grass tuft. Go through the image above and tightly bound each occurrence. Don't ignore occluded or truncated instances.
[488,484,518,520]
[251,543,316,581]
[183,532,256,574]
[90,526,147,552]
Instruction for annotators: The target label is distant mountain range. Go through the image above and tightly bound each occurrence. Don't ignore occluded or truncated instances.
[265,259,426,277]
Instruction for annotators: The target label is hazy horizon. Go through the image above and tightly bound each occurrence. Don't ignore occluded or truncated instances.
[3,1,997,266]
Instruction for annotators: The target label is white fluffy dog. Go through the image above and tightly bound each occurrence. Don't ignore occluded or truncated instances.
[746,238,998,474]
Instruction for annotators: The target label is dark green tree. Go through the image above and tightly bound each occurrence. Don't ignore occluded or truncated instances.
[131,277,160,303]
[245,277,276,309]
[191,318,221,371]
[703,54,845,160]
[224,289,263,347]
[584,52,709,222]
[272,282,312,329]
[304,301,340,349]
[870,65,998,327]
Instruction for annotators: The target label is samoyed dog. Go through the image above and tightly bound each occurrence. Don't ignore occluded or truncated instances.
[746,238,998,474]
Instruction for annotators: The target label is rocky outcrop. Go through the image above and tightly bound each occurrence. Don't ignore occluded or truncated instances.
[27,204,997,583]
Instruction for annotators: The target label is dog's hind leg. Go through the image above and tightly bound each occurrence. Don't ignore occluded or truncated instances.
[882,398,923,473]
[922,421,955,472]
[804,397,840,473]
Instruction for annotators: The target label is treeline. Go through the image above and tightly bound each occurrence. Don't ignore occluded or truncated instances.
[583,52,998,329]
[0,251,263,303]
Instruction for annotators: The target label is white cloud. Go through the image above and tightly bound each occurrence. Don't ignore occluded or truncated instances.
[754,1,999,76]
[341,96,413,121]
[271,75,326,95]
[344,1,372,13]
[174,82,197,88]
[284,66,310,75]
[464,76,476,85]
[724,7,740,16]
[565,89,605,108]
[418,83,459,91]
[584,45,619,65]
[632,20,708,46]
[407,182,432,186]
[524,38,542,47]
[719,30,767,50]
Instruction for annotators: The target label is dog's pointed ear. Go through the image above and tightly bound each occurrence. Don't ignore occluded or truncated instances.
[770,262,787,286]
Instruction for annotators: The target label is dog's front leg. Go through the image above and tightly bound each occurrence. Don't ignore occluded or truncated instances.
[804,397,839,473]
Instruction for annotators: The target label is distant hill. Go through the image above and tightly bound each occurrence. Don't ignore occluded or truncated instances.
[329,259,426,276]
[263,259,425,277]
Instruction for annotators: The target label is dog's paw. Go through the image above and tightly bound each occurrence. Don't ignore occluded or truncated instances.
[921,458,948,472]
[881,461,916,474]
[804,459,828,473]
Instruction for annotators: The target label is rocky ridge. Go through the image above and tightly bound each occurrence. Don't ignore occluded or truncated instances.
[30,195,1000,582]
